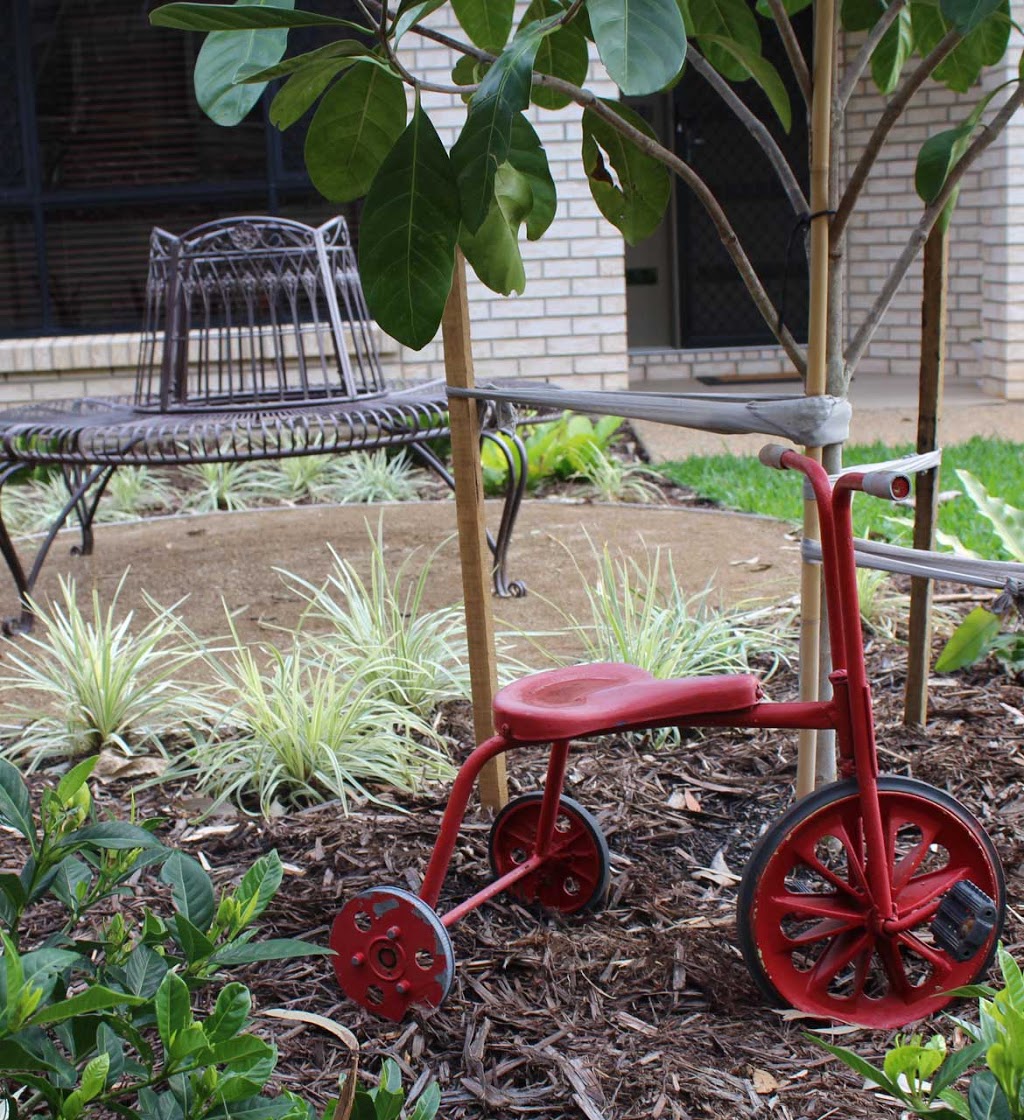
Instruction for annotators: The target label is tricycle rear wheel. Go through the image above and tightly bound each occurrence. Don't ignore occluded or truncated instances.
[736,775,1004,1028]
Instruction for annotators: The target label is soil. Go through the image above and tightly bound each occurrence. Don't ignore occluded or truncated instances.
[2,477,1023,1118]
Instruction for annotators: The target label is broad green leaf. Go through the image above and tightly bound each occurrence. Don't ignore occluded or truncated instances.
[21,948,80,1000]
[453,0,515,51]
[192,0,295,127]
[408,1081,441,1120]
[0,757,33,842]
[238,39,370,82]
[452,54,488,90]
[233,851,284,927]
[394,1,448,42]
[582,101,671,244]
[870,6,914,94]
[452,18,553,232]
[940,0,1003,32]
[208,1033,274,1066]
[810,1036,903,1099]
[841,0,884,30]
[957,469,1024,561]
[173,913,217,962]
[56,756,98,804]
[523,0,590,109]
[587,0,688,94]
[169,1023,209,1062]
[29,984,146,1026]
[755,0,812,14]
[0,1039,58,1072]
[155,970,193,1049]
[883,1036,946,1086]
[306,62,407,203]
[701,35,791,130]
[211,938,334,966]
[460,163,533,294]
[269,57,357,130]
[363,120,479,325]
[205,983,252,1043]
[151,2,368,31]
[916,124,973,203]
[80,1052,112,1102]
[205,1095,305,1118]
[60,822,164,851]
[997,945,1024,1008]
[125,944,169,999]
[935,607,1002,672]
[161,851,216,932]
[914,0,1011,92]
[0,871,27,910]
[687,0,760,80]
[968,1071,1012,1120]
[508,114,557,239]
[50,854,91,912]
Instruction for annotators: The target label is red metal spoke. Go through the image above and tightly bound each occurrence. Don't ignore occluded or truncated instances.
[874,936,913,1000]
[894,864,971,923]
[897,931,954,979]
[786,916,868,946]
[888,817,942,891]
[806,929,873,996]
[766,890,866,926]
[790,830,867,900]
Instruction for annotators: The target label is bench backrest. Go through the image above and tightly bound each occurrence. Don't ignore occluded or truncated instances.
[133,215,386,412]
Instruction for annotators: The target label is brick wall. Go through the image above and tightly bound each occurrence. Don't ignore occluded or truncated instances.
[841,39,1002,393]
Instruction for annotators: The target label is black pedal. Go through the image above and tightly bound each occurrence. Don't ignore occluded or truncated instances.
[931,880,998,963]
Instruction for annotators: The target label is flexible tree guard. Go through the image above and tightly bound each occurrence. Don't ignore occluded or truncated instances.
[448,385,853,446]
[803,537,1024,590]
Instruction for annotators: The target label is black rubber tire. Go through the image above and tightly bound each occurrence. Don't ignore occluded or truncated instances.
[488,791,611,914]
[736,775,1005,1021]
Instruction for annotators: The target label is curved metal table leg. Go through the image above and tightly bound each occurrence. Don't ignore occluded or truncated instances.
[0,463,117,634]
[407,433,528,597]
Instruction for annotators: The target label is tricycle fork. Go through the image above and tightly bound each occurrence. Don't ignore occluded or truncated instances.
[418,735,572,924]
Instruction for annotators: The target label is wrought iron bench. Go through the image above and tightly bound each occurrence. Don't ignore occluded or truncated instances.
[0,216,527,633]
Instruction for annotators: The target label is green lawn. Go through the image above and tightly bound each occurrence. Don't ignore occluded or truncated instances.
[657,436,1024,559]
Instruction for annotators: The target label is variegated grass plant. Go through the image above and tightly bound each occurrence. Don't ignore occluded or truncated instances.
[552,541,791,680]
[181,460,274,513]
[282,528,472,717]
[0,575,202,765]
[571,445,665,504]
[332,449,427,503]
[249,453,344,505]
[182,630,453,817]
[98,465,178,521]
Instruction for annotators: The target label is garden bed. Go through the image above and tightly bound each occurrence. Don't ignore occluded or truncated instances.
[14,642,1019,1120]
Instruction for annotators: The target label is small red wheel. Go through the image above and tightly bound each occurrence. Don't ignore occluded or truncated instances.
[330,886,455,1022]
[488,792,610,914]
[737,776,1005,1028]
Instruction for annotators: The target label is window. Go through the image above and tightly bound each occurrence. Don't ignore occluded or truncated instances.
[1,0,353,337]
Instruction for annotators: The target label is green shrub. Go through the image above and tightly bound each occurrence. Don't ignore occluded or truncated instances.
[332,450,426,503]
[816,946,1024,1118]
[481,412,622,494]
[0,755,331,1119]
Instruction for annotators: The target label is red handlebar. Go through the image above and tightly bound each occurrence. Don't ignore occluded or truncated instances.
[758,444,911,503]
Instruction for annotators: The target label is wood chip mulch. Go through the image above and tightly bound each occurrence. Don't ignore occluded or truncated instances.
[12,644,1024,1119]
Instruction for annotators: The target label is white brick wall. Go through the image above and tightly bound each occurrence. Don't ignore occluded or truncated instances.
[841,36,1002,392]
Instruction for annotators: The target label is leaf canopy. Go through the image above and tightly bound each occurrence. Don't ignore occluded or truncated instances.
[452,0,516,51]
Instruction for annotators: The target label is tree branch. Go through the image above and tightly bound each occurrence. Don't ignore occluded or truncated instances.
[844,83,1024,374]
[765,0,811,110]
[831,28,962,243]
[689,50,809,221]
[836,0,908,110]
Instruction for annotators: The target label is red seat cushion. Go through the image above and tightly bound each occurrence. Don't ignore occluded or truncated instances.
[494,662,762,742]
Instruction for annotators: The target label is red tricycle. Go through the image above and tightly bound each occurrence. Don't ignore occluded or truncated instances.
[330,445,1005,1028]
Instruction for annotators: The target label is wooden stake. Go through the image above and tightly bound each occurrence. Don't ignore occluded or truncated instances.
[904,223,949,726]
[796,0,836,799]
[441,252,507,810]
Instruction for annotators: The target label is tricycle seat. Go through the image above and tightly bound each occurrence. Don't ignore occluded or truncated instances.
[494,662,762,742]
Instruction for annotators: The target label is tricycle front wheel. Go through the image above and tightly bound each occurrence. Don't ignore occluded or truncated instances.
[737,776,1004,1028]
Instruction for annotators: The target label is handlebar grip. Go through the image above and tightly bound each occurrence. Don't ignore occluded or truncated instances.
[860,471,912,501]
[759,444,791,470]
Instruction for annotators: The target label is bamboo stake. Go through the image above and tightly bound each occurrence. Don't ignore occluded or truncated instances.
[441,251,507,810]
[904,223,949,726]
[796,0,837,799]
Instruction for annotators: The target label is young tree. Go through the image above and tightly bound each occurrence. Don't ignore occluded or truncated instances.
[150,0,1021,398]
